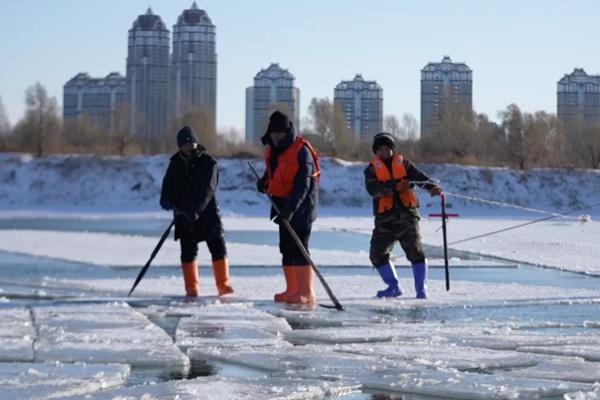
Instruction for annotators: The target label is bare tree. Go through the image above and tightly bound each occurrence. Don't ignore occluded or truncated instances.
[109,104,139,156]
[306,98,332,140]
[305,97,356,158]
[62,115,107,154]
[473,113,505,166]
[419,107,477,163]
[384,115,401,138]
[500,104,528,169]
[571,124,600,169]
[13,83,61,156]
[0,95,10,136]
[400,113,419,141]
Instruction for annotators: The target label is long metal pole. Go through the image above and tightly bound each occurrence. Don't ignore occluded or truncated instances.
[128,219,175,297]
[249,162,344,311]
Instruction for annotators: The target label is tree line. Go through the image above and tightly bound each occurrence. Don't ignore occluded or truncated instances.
[0,83,256,158]
[1,83,599,169]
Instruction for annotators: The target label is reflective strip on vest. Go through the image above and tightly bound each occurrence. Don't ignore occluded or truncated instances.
[370,155,418,212]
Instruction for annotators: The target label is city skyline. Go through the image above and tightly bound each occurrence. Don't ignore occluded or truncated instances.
[3,1,600,138]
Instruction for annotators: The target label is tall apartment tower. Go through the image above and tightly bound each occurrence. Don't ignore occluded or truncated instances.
[63,72,126,132]
[334,74,383,139]
[171,2,217,131]
[126,8,170,138]
[245,63,300,144]
[557,68,600,128]
[420,56,472,138]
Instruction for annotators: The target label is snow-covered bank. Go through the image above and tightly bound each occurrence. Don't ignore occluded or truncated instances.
[1,152,599,216]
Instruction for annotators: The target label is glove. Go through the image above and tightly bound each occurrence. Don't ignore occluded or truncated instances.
[160,198,173,211]
[429,186,443,197]
[395,178,410,193]
[256,176,268,194]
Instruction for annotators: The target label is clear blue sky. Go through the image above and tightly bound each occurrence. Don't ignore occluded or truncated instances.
[1,0,599,133]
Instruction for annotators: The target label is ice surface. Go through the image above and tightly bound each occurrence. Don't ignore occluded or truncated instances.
[506,357,600,383]
[0,362,130,399]
[175,304,291,350]
[189,344,416,383]
[0,307,34,361]
[0,229,372,267]
[76,375,359,400]
[363,369,595,399]
[335,342,542,372]
[565,388,600,400]
[518,344,600,362]
[33,303,189,371]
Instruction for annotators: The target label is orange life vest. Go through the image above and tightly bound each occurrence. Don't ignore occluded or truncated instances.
[370,155,418,212]
[265,137,320,199]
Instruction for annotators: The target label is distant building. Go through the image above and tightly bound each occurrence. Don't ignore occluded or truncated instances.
[334,74,383,139]
[63,72,126,131]
[126,7,170,137]
[245,63,300,144]
[171,2,217,130]
[421,56,473,138]
[557,68,600,128]
[64,4,222,142]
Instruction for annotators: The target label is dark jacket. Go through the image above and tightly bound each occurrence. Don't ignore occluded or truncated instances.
[364,157,435,222]
[261,125,318,228]
[160,146,223,241]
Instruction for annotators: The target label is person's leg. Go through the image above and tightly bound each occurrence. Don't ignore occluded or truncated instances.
[207,236,234,296]
[285,223,315,305]
[370,224,403,298]
[398,218,428,299]
[274,223,298,302]
[180,234,200,297]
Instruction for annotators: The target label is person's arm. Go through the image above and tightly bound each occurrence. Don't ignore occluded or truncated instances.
[284,146,314,215]
[364,164,396,198]
[405,160,441,194]
[160,161,175,210]
[194,159,218,214]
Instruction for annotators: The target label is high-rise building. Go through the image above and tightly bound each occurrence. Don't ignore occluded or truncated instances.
[334,74,383,139]
[171,2,217,130]
[245,63,300,144]
[421,56,472,137]
[557,68,600,128]
[126,7,170,138]
[63,72,126,132]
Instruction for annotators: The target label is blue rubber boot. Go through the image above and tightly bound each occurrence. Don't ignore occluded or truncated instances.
[412,260,428,299]
[375,262,403,298]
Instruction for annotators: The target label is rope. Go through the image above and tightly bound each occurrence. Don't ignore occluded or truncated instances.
[410,179,598,245]
[443,191,581,220]
[447,201,600,246]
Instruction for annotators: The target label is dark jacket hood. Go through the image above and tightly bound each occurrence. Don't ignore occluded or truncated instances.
[260,122,297,152]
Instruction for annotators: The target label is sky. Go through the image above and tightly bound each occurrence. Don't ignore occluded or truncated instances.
[1,0,600,135]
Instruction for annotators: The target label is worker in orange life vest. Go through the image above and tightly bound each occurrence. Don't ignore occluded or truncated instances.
[257,111,320,305]
[365,133,442,299]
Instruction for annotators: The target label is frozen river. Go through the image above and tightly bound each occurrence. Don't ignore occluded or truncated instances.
[0,215,599,399]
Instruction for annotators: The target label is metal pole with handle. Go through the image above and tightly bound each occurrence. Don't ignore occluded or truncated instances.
[128,219,175,297]
[249,162,344,311]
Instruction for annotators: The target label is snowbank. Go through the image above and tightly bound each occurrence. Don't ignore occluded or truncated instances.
[1,153,599,216]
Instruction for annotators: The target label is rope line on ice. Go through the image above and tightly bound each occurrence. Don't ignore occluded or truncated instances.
[447,201,600,246]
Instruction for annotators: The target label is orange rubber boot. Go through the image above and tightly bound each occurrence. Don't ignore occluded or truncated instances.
[181,261,199,297]
[212,259,234,296]
[274,266,297,303]
[286,265,316,305]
